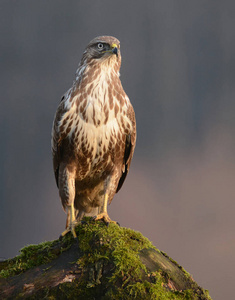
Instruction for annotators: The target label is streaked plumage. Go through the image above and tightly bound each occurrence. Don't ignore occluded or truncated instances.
[51,36,136,236]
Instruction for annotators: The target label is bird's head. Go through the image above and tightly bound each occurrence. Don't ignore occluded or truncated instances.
[81,36,121,67]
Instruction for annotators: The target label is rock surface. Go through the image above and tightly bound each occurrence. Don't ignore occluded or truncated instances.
[0,218,212,299]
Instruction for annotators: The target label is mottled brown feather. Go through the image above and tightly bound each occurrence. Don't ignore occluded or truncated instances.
[51,35,136,222]
[116,104,136,193]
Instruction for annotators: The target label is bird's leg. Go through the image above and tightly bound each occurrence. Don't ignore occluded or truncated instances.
[94,193,116,224]
[59,166,77,238]
[61,203,77,238]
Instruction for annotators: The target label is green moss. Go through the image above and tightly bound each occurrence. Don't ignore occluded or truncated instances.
[66,218,210,299]
[0,235,74,279]
[0,218,212,299]
[0,241,57,278]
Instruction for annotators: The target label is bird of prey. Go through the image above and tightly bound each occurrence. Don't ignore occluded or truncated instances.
[51,36,136,237]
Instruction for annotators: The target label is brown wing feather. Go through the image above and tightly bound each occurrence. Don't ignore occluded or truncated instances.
[116,103,136,193]
[51,94,68,187]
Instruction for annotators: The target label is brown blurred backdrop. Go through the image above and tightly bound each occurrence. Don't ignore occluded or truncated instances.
[1,1,234,299]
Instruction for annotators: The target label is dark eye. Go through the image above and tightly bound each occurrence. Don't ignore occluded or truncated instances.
[97,43,104,50]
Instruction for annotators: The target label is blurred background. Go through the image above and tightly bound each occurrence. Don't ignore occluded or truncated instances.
[1,1,234,299]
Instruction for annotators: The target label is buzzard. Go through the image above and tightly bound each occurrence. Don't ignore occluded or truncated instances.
[52,36,136,237]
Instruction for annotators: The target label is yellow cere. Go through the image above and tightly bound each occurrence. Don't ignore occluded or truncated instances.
[111,43,118,49]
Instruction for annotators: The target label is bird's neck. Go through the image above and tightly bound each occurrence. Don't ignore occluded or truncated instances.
[69,62,124,126]
[76,58,120,83]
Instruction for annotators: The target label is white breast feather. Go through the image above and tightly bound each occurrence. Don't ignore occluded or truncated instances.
[59,66,132,165]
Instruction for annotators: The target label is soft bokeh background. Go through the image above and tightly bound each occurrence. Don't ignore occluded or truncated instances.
[1,1,234,299]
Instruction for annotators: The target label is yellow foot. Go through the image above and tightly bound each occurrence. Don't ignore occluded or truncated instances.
[60,221,78,238]
[94,212,118,225]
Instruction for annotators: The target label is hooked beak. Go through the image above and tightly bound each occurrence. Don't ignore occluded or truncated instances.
[111,43,118,56]
[102,43,119,57]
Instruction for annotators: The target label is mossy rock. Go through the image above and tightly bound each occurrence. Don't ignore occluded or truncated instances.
[0,218,212,299]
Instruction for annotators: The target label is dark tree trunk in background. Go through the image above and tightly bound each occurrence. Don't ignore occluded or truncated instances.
[0,219,212,299]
